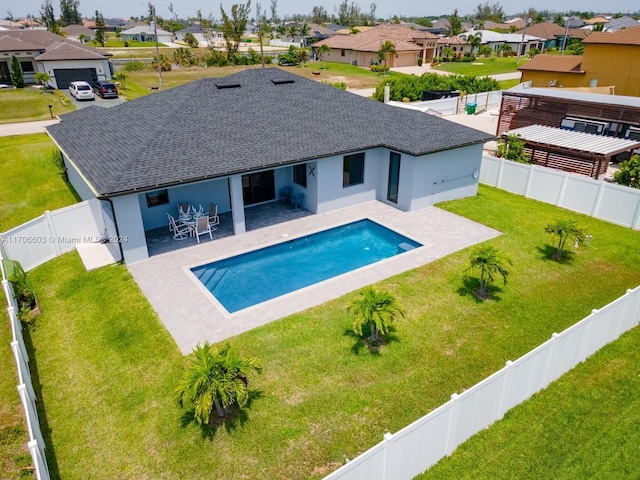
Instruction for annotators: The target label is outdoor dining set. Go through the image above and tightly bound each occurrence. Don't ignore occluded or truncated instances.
[167,202,220,243]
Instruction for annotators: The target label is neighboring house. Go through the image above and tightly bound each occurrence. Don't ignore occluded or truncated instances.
[458,30,545,56]
[0,30,111,88]
[513,22,591,50]
[602,16,640,32]
[62,24,95,43]
[312,23,439,67]
[45,68,493,264]
[120,24,172,44]
[519,26,640,96]
[424,18,449,36]
[175,24,223,47]
[436,36,472,57]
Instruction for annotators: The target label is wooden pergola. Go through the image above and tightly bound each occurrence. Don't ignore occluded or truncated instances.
[497,88,640,137]
[503,125,640,179]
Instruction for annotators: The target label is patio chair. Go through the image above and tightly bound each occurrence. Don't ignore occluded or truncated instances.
[194,216,213,243]
[291,192,304,211]
[208,203,220,230]
[178,202,190,217]
[168,214,191,240]
[279,186,292,203]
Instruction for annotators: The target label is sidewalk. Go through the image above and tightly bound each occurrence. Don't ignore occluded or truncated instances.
[0,119,59,137]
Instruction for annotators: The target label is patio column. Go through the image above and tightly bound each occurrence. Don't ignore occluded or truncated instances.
[229,175,246,235]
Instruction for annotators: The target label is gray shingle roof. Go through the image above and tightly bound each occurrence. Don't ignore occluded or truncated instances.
[46,68,494,197]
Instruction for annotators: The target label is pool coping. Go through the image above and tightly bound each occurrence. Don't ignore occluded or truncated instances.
[128,201,501,354]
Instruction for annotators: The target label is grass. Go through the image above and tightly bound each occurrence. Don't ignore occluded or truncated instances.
[0,134,79,232]
[434,57,526,76]
[416,325,640,479]
[0,88,75,124]
[15,185,640,479]
[103,40,168,48]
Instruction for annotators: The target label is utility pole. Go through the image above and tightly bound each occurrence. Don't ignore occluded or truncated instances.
[149,2,163,90]
[516,17,532,66]
[561,16,570,54]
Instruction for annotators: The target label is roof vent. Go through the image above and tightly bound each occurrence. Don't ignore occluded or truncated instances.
[215,82,241,89]
[271,78,295,85]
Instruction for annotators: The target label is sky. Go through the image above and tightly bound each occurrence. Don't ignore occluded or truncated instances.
[4,0,637,22]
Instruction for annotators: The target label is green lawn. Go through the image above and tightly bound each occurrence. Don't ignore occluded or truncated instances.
[0,134,79,232]
[103,40,167,48]
[0,88,75,124]
[16,185,640,479]
[416,325,640,479]
[434,57,527,76]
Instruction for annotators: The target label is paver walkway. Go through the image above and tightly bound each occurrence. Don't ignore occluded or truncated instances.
[128,201,500,354]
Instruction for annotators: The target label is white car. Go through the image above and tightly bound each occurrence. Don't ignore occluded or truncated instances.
[69,81,95,101]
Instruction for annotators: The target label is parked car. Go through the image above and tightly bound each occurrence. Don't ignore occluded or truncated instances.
[93,80,119,99]
[68,81,95,101]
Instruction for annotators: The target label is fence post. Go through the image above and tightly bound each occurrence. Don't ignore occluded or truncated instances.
[44,210,62,256]
[496,158,505,189]
[523,164,534,198]
[591,181,606,218]
[17,383,44,447]
[578,309,598,362]
[382,432,393,480]
[496,361,513,419]
[11,341,35,399]
[556,172,569,207]
[541,333,560,387]
[28,439,51,480]
[444,393,460,456]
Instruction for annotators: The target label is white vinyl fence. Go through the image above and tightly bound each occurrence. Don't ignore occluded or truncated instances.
[324,286,640,480]
[1,246,50,480]
[0,198,121,272]
[480,155,640,230]
[388,90,503,116]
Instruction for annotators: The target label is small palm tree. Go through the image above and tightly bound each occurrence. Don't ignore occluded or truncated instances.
[544,219,586,261]
[467,31,482,55]
[464,245,512,299]
[348,287,405,344]
[112,72,127,89]
[288,24,298,43]
[173,47,193,67]
[298,23,309,47]
[376,40,396,75]
[175,342,262,425]
[317,44,330,69]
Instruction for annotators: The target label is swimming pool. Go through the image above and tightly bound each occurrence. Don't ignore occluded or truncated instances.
[191,219,422,313]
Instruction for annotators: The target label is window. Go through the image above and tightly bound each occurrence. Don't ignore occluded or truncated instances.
[145,189,169,207]
[387,152,401,203]
[20,61,34,73]
[341,49,345,57]
[293,164,306,188]
[343,153,364,187]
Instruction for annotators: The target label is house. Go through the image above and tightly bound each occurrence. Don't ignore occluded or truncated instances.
[175,24,223,47]
[436,36,472,58]
[120,24,173,44]
[458,30,545,56]
[513,22,591,50]
[0,29,111,88]
[519,26,640,96]
[602,16,640,32]
[312,23,439,67]
[62,24,95,43]
[45,68,494,264]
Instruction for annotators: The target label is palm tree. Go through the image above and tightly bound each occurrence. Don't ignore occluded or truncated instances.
[544,219,586,261]
[112,72,127,89]
[376,40,396,75]
[317,43,330,69]
[467,31,482,55]
[288,24,298,43]
[175,342,262,424]
[348,287,405,343]
[173,47,193,67]
[298,23,309,47]
[464,245,512,299]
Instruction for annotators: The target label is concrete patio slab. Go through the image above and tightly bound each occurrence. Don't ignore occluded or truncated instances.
[76,243,119,271]
[128,202,501,354]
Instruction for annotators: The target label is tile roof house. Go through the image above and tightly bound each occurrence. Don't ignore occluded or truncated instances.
[458,30,545,56]
[0,29,111,87]
[46,68,493,263]
[312,23,439,67]
[514,22,591,50]
[519,26,640,96]
[62,24,96,43]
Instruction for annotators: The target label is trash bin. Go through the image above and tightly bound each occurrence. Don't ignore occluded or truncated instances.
[466,102,477,115]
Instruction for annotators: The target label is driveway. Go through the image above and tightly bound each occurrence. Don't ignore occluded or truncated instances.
[63,90,126,109]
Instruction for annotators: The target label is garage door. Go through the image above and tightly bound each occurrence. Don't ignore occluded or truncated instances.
[54,68,98,89]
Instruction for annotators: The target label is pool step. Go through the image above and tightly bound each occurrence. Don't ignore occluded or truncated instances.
[398,242,417,251]
[200,267,228,291]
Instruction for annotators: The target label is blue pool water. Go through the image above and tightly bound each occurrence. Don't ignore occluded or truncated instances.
[191,219,421,313]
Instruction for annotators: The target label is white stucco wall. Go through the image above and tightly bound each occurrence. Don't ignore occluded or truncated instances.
[405,144,483,211]
[315,149,385,213]
[138,177,231,231]
[112,194,148,264]
[64,155,96,201]
[39,59,111,88]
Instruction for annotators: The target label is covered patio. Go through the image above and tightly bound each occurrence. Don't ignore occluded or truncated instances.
[504,125,640,179]
[145,200,312,257]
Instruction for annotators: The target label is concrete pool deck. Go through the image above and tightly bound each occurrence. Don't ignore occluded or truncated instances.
[128,201,501,354]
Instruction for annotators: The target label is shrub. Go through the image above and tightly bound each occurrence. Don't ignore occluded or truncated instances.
[122,61,147,72]
[370,65,389,74]
[613,154,640,188]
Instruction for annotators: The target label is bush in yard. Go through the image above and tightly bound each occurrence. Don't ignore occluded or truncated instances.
[348,287,405,347]
[122,61,147,72]
[545,219,587,261]
[493,133,529,163]
[613,154,640,189]
[463,245,512,299]
[10,55,24,88]
[175,342,262,425]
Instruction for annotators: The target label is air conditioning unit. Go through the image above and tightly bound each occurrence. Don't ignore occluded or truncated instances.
[350,59,357,66]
